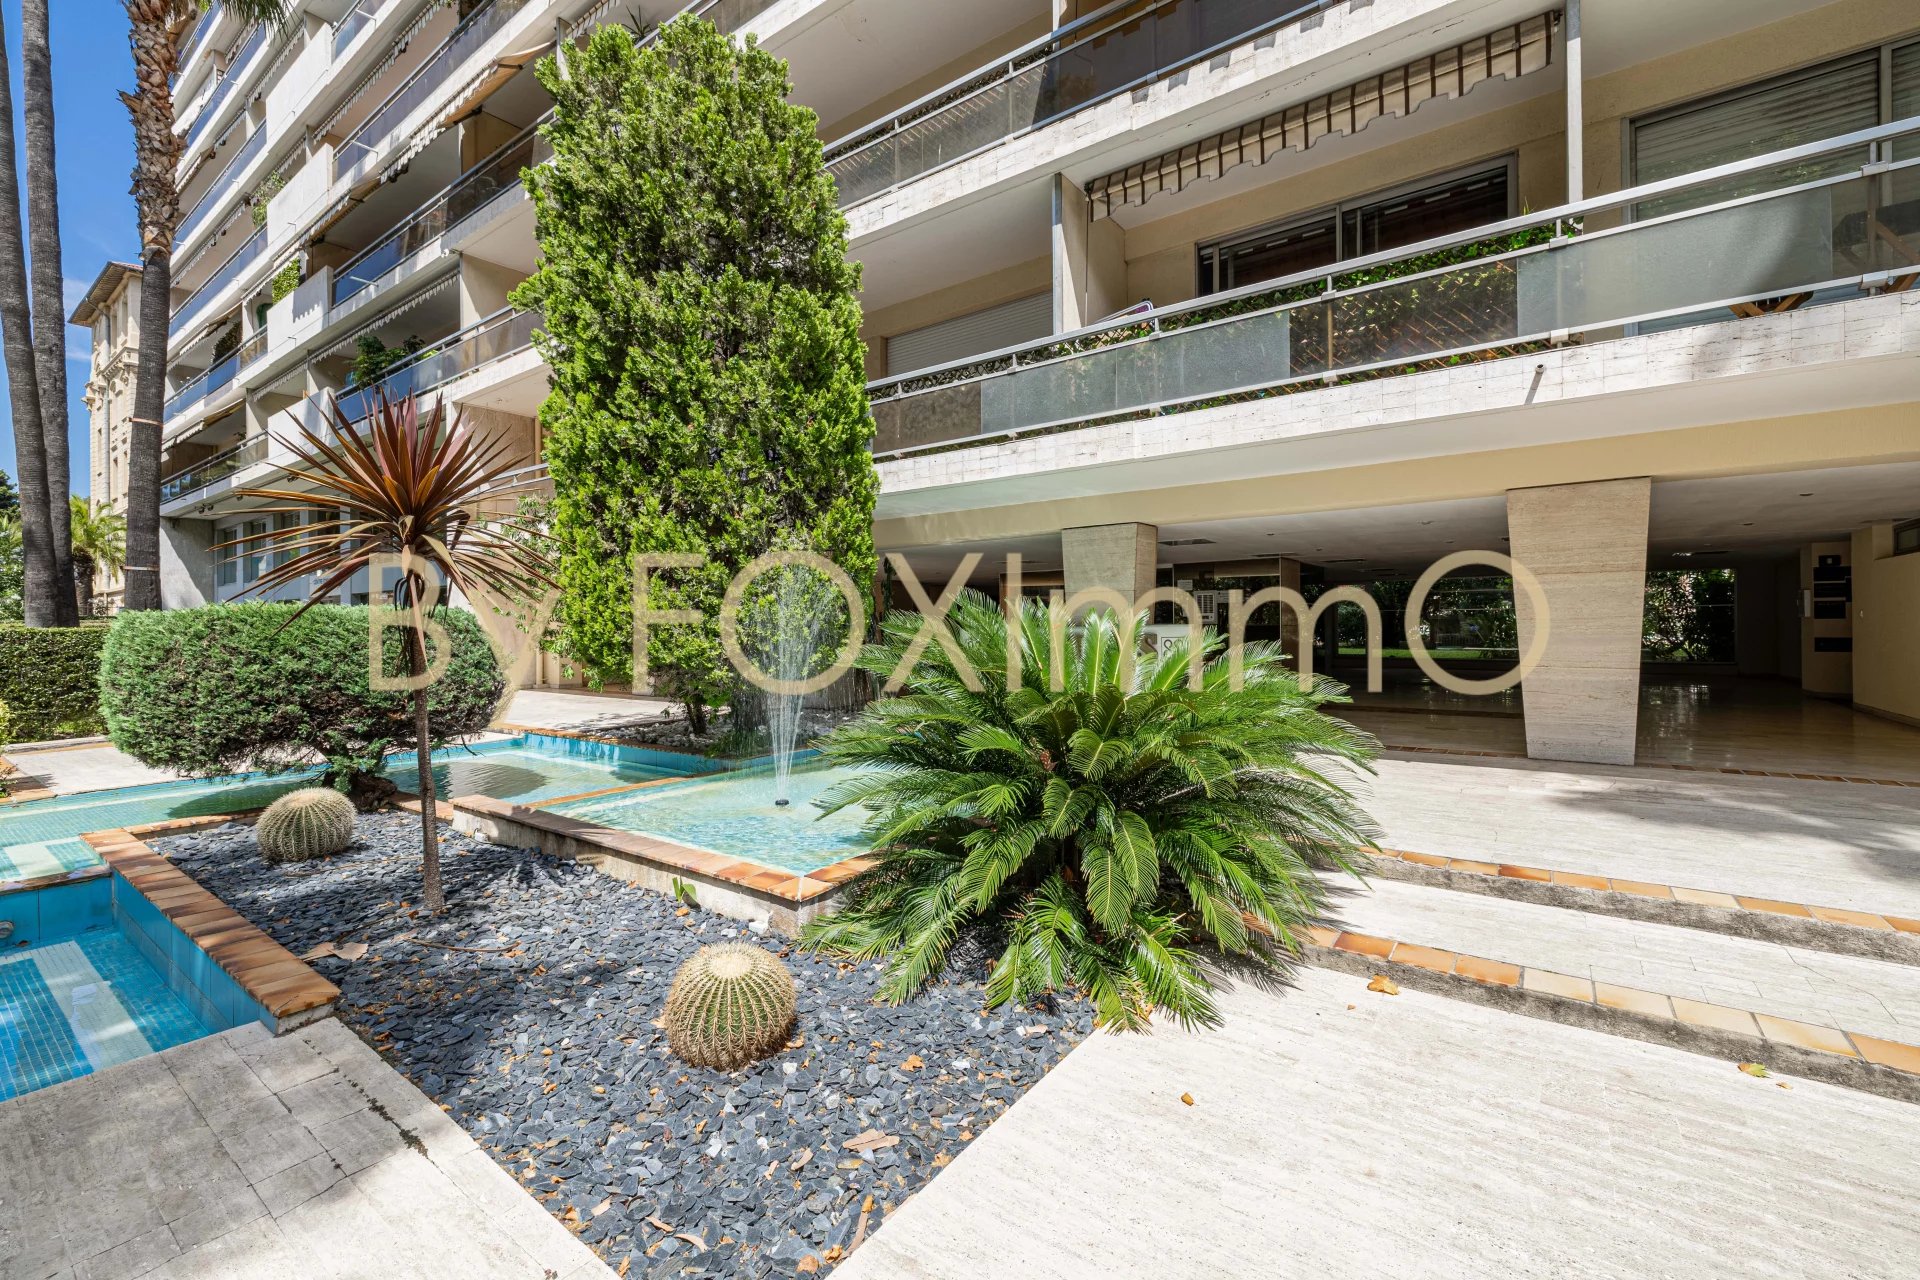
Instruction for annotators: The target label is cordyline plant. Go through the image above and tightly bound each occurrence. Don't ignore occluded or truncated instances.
[801,592,1381,1031]
[231,391,553,912]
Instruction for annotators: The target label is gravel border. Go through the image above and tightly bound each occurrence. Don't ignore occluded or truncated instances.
[156,813,1088,1278]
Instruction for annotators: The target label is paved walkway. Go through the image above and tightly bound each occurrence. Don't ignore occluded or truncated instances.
[1358,755,1920,919]
[502,688,680,736]
[1,744,181,797]
[834,967,1920,1280]
[0,1019,613,1280]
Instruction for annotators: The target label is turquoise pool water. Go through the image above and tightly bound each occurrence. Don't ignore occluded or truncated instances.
[0,734,707,884]
[546,764,873,875]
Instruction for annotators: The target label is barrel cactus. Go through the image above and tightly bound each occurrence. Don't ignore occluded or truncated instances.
[255,787,356,864]
[664,943,797,1071]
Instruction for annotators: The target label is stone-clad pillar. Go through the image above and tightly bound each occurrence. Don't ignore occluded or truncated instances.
[1061,524,1157,616]
[1506,477,1651,766]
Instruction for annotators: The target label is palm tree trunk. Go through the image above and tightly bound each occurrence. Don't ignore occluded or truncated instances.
[408,619,445,913]
[73,551,95,619]
[0,7,56,629]
[21,0,75,627]
[119,0,181,613]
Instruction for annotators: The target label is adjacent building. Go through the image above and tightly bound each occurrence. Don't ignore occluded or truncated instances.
[153,0,1920,766]
[68,261,145,615]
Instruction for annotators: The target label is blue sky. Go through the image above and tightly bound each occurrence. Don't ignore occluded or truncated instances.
[0,0,138,499]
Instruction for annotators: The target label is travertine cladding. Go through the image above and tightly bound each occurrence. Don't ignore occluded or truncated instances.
[1062,522,1158,609]
[843,0,1467,240]
[1507,477,1651,767]
[874,291,1920,499]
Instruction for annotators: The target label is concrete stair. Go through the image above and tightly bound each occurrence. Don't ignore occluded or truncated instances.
[1306,873,1920,1103]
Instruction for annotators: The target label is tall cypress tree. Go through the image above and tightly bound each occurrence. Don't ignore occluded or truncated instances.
[513,17,876,731]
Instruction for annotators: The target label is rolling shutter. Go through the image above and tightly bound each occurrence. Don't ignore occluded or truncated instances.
[885,293,1053,377]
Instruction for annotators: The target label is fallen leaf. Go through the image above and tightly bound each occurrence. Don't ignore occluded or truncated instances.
[823,1246,844,1263]
[674,1233,706,1250]
[1367,975,1400,995]
[931,1152,952,1168]
[796,1258,820,1274]
[901,1054,925,1071]
[646,1216,673,1233]
[1346,1003,1357,1011]
[790,1149,813,1171]
[1737,1062,1770,1078]
[1777,1081,1794,1090]
[592,1198,611,1217]
[335,941,369,961]
[843,1129,900,1152]
[618,1260,631,1278]
[675,907,690,917]
[1180,1092,1195,1106]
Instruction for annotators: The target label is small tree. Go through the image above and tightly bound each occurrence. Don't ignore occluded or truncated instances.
[69,497,127,618]
[512,17,876,733]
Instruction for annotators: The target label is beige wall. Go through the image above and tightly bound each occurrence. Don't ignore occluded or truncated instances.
[1852,522,1920,725]
[459,257,526,327]
[817,14,1052,142]
[859,254,1051,380]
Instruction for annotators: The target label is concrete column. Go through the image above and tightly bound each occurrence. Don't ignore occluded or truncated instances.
[1052,174,1127,332]
[1277,557,1304,668]
[1506,477,1651,766]
[1061,523,1157,615]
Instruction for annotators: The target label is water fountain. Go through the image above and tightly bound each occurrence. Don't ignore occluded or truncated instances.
[758,559,835,807]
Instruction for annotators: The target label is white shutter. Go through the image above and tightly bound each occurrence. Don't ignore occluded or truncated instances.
[886,293,1053,377]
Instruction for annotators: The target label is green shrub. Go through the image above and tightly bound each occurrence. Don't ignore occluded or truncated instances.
[269,257,302,303]
[0,625,109,741]
[801,593,1381,1031]
[256,788,357,863]
[99,603,504,795]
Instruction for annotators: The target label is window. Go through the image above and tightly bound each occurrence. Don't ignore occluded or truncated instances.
[1197,160,1515,295]
[1896,519,1920,557]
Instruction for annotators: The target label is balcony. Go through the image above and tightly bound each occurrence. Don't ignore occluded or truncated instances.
[164,331,268,426]
[333,0,538,181]
[175,2,220,80]
[332,123,544,307]
[170,226,267,342]
[333,0,390,59]
[176,123,267,250]
[869,119,1920,458]
[182,22,267,153]
[160,434,267,505]
[824,0,1332,209]
[330,307,538,424]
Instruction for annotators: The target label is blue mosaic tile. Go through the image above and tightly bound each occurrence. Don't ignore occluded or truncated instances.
[0,947,90,1101]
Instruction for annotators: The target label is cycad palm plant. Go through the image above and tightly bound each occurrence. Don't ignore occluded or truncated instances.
[802,591,1380,1031]
[234,391,553,912]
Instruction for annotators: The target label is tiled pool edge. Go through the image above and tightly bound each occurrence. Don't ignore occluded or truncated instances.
[450,794,871,936]
[81,826,340,1033]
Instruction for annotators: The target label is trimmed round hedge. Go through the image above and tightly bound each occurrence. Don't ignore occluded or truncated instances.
[100,603,505,794]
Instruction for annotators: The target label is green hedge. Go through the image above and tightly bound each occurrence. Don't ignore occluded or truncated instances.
[99,603,505,788]
[0,625,109,743]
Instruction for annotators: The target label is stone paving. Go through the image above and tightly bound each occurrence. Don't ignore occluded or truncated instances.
[0,1019,612,1280]
[835,966,1920,1280]
[156,813,1087,1279]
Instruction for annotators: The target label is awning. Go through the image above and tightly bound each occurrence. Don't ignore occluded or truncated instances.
[439,40,554,129]
[318,0,457,143]
[1087,12,1560,219]
[316,270,459,359]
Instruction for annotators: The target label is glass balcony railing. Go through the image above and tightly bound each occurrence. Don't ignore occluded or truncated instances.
[332,123,546,306]
[330,307,538,424]
[160,434,268,504]
[176,123,267,249]
[162,328,269,425]
[175,3,220,78]
[686,0,783,31]
[825,0,1333,208]
[333,0,388,59]
[869,118,1920,457]
[334,0,536,180]
[170,226,267,341]
[183,23,266,152]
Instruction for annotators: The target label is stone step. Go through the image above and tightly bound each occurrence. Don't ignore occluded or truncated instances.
[1367,846,1920,965]
[1306,877,1920,1103]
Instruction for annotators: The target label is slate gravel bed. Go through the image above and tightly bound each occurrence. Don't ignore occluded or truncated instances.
[155,813,1089,1278]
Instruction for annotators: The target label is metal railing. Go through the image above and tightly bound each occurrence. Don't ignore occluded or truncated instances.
[333,0,389,58]
[176,122,267,250]
[334,0,536,180]
[169,226,268,342]
[825,0,1332,208]
[176,2,220,78]
[160,434,268,504]
[869,118,1920,458]
[332,122,546,306]
[183,22,267,152]
[329,307,538,424]
[162,328,270,426]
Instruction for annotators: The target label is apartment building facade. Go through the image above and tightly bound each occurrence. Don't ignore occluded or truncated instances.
[69,261,145,614]
[155,0,1920,766]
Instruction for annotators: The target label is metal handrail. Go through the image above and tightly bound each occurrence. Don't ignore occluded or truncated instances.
[823,0,1336,206]
[327,307,538,424]
[176,2,221,76]
[183,23,267,152]
[176,123,267,250]
[869,116,1920,457]
[160,433,268,503]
